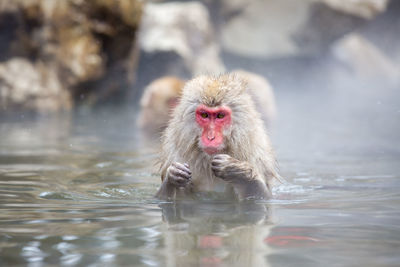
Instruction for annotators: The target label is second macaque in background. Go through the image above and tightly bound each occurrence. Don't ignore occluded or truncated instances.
[137,76,185,135]
[137,70,277,136]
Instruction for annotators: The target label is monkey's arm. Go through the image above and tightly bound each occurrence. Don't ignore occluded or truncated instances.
[156,162,192,199]
[211,154,271,200]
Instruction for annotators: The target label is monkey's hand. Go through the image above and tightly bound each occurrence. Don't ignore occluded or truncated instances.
[156,162,192,199]
[165,162,192,189]
[211,154,254,183]
[211,154,271,200]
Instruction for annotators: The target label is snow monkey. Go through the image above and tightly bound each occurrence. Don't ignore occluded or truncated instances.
[137,76,185,134]
[156,73,279,200]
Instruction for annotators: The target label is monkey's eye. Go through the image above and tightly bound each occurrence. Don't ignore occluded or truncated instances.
[201,112,209,118]
[217,113,225,119]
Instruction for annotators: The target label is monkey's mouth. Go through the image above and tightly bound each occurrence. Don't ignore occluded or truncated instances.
[203,146,222,155]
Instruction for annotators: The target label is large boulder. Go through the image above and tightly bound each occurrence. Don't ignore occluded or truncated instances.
[0,0,142,112]
[218,0,390,58]
[321,0,389,19]
[135,1,225,91]
[332,33,399,86]
[0,58,71,112]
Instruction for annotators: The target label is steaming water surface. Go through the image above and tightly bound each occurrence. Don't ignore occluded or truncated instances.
[0,86,399,266]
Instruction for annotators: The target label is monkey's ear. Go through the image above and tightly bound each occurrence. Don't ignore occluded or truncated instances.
[140,88,153,107]
[167,97,180,110]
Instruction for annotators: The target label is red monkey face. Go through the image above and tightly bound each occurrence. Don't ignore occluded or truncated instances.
[195,104,232,155]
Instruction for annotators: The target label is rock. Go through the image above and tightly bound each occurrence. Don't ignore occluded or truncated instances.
[293,3,368,55]
[321,0,389,19]
[0,58,72,113]
[0,0,142,112]
[332,33,399,85]
[218,0,389,58]
[220,0,312,58]
[138,1,225,77]
[359,0,400,65]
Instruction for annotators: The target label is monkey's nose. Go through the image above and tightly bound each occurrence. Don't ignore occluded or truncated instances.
[207,130,215,141]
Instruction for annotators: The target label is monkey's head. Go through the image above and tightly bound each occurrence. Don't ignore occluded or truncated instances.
[171,74,259,157]
[138,77,185,132]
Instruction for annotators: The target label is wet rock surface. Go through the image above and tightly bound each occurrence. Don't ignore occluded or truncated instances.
[0,0,142,112]
[218,0,390,58]
[0,58,71,112]
[321,0,389,19]
[134,1,225,92]
[332,33,399,86]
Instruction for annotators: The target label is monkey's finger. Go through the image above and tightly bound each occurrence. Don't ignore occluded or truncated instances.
[211,159,230,167]
[212,155,232,163]
[211,165,225,175]
[170,167,191,179]
[172,162,192,175]
[211,169,227,180]
[211,164,238,177]
[212,154,231,161]
[211,161,222,168]
[169,176,188,186]
[211,157,228,163]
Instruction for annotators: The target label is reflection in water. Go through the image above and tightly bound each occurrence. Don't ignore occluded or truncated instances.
[159,200,272,267]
